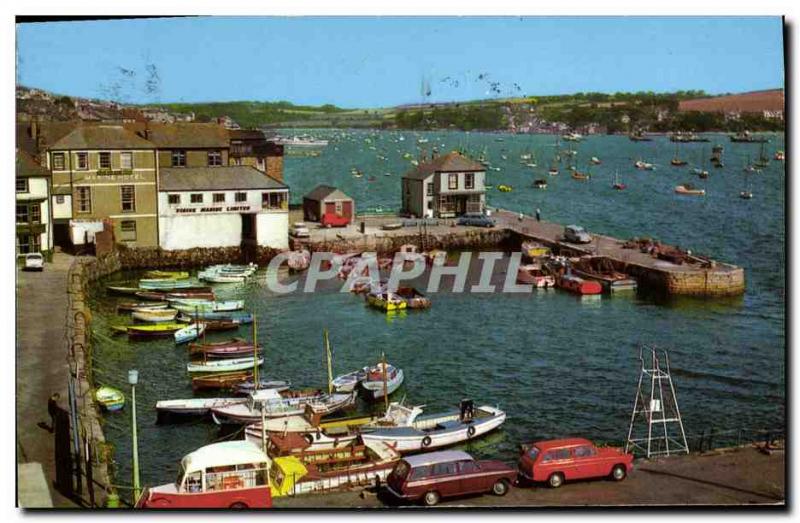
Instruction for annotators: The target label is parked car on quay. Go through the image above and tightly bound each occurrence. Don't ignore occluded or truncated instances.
[291,222,311,238]
[386,450,515,506]
[457,213,496,228]
[22,252,44,271]
[517,438,633,488]
[563,225,592,244]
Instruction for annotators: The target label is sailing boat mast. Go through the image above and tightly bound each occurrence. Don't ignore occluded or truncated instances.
[324,329,333,395]
[252,313,259,390]
[381,352,389,412]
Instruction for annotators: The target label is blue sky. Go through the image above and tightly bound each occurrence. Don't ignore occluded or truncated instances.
[16,16,784,108]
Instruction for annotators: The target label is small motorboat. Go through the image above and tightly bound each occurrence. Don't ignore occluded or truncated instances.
[590,156,601,165]
[95,386,125,412]
[187,357,264,374]
[361,401,506,453]
[775,150,785,161]
[211,389,357,424]
[516,264,556,288]
[739,190,754,200]
[395,287,431,309]
[533,179,547,189]
[332,368,368,393]
[366,291,407,312]
[360,362,404,400]
[557,273,603,295]
[571,170,590,181]
[497,184,513,192]
[675,184,706,196]
[174,323,206,345]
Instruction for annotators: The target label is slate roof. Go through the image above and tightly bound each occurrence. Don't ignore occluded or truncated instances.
[16,149,50,178]
[49,124,154,150]
[303,185,352,201]
[135,122,230,148]
[403,151,485,180]
[160,166,288,192]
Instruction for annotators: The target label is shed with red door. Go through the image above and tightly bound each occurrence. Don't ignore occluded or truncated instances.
[302,185,354,224]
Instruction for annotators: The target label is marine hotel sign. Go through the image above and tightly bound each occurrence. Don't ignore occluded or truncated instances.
[174,204,256,214]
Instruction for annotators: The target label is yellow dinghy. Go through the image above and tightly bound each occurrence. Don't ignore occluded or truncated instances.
[112,322,186,339]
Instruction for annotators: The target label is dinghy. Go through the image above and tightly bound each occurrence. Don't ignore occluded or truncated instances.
[171,299,245,312]
[95,386,125,412]
[360,362,404,400]
[187,356,264,374]
[117,301,169,313]
[132,309,178,323]
[174,323,206,344]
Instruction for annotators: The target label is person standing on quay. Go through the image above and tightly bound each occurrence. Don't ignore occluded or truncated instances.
[536,208,541,222]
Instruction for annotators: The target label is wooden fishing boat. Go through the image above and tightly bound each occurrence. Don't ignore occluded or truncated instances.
[360,362,404,400]
[245,426,360,454]
[117,301,169,313]
[675,184,706,196]
[171,299,245,313]
[201,272,247,284]
[361,402,506,453]
[192,371,254,391]
[557,273,603,295]
[267,440,401,497]
[211,389,357,424]
[132,309,179,323]
[143,270,189,280]
[570,256,638,293]
[516,264,556,288]
[232,379,291,395]
[139,279,202,290]
[187,357,264,374]
[366,291,407,312]
[95,386,125,412]
[137,441,272,508]
[156,397,248,418]
[134,289,215,301]
[179,310,254,323]
[191,342,262,359]
[395,287,431,309]
[175,323,206,345]
[178,314,242,331]
[113,323,186,338]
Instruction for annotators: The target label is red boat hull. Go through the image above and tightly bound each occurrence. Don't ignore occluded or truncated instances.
[138,486,271,509]
[558,276,603,295]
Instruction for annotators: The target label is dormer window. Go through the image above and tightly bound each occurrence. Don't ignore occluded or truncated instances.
[172,150,187,167]
[208,150,222,166]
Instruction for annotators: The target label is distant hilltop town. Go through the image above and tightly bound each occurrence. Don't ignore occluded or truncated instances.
[16,85,784,134]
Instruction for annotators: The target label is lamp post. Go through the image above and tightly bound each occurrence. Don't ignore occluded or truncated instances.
[128,369,141,503]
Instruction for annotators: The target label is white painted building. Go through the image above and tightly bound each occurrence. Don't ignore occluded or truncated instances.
[158,166,289,250]
[16,150,53,256]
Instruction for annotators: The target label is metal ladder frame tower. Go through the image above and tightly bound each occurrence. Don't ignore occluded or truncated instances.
[625,346,689,458]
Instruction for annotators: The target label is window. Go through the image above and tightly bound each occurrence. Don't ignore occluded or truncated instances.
[431,462,458,477]
[55,195,65,204]
[235,192,247,203]
[30,203,41,223]
[52,153,65,171]
[465,172,475,190]
[426,182,433,196]
[207,150,223,166]
[542,449,571,463]
[213,193,226,203]
[77,187,92,213]
[120,220,137,242]
[190,193,204,204]
[120,152,133,170]
[409,466,430,481]
[335,201,343,214]
[18,234,40,254]
[76,152,88,170]
[16,178,28,193]
[16,204,29,223]
[448,173,458,190]
[573,446,596,458]
[121,185,136,212]
[168,194,180,205]
[457,460,479,474]
[262,192,285,209]
[171,150,187,167]
[99,152,112,169]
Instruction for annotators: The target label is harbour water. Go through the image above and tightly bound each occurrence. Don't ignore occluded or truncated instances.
[87,130,785,494]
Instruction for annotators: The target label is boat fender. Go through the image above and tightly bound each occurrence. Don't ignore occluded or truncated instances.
[422,435,432,447]
[467,425,476,438]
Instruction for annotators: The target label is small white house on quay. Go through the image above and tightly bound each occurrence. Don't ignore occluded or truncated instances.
[158,166,289,250]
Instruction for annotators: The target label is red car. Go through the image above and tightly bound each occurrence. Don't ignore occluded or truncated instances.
[386,450,516,506]
[321,213,350,228]
[517,438,633,488]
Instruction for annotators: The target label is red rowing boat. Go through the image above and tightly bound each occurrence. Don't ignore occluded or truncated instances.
[557,273,603,295]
